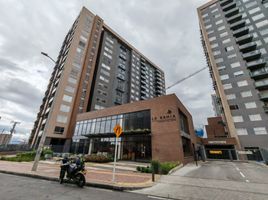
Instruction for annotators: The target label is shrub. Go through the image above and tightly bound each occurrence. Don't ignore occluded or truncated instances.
[0,151,37,162]
[160,162,178,175]
[84,154,113,163]
[136,166,152,173]
[151,160,160,174]
[42,149,53,156]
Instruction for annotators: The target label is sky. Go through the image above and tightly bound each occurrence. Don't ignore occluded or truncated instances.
[0,0,214,143]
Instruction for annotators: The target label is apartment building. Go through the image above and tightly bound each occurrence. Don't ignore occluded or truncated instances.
[29,7,165,151]
[198,0,268,155]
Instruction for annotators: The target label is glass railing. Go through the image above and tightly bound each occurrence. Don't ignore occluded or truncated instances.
[255,79,268,87]
[222,2,236,11]
[227,13,242,23]
[243,50,261,58]
[225,7,239,17]
[259,92,268,99]
[239,42,256,49]
[247,59,266,68]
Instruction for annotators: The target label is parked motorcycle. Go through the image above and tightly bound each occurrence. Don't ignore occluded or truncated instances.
[59,156,86,187]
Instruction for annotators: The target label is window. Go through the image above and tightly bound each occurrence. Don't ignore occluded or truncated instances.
[100,69,110,77]
[229,105,239,110]
[206,24,212,30]
[260,28,268,36]
[60,104,70,113]
[228,54,236,59]
[220,32,228,38]
[237,80,248,87]
[220,74,229,80]
[99,75,109,83]
[94,104,105,110]
[226,94,236,100]
[241,90,252,97]
[63,94,72,103]
[230,62,240,68]
[218,65,226,71]
[209,36,216,41]
[202,13,209,18]
[245,1,257,8]
[218,25,225,31]
[211,43,218,49]
[233,116,244,123]
[54,126,64,135]
[104,46,113,54]
[103,52,112,59]
[68,77,77,84]
[215,19,223,25]
[215,58,223,63]
[106,37,114,44]
[248,7,260,15]
[222,38,231,44]
[245,102,257,109]
[211,8,218,13]
[225,46,234,52]
[234,71,244,77]
[101,63,111,70]
[256,20,268,28]
[253,127,267,135]
[249,114,262,121]
[223,83,232,90]
[236,128,248,135]
[252,13,265,21]
[213,50,221,56]
[65,86,75,93]
[57,115,68,123]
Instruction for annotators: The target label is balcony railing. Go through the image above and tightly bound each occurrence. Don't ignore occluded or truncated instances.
[242,50,261,61]
[224,7,239,18]
[233,27,249,38]
[250,68,268,79]
[227,13,242,24]
[239,42,257,53]
[246,59,266,69]
[259,92,268,100]
[230,20,246,30]
[255,79,268,90]
[263,106,268,113]
[220,0,234,7]
[222,1,236,11]
[236,34,253,45]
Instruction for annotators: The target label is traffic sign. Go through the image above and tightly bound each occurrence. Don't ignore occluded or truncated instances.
[113,124,123,138]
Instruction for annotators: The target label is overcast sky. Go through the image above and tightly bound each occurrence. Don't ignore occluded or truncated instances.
[0,0,214,143]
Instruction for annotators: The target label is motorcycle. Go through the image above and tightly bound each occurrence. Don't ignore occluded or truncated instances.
[59,157,86,187]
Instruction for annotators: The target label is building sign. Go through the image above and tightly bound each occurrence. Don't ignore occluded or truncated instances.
[208,141,227,144]
[237,150,253,155]
[209,150,222,154]
[152,109,176,123]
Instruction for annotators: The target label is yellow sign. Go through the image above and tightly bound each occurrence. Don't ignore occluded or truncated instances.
[113,124,123,138]
[209,150,222,155]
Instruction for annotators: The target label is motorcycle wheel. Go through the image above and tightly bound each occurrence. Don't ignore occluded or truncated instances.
[76,173,85,188]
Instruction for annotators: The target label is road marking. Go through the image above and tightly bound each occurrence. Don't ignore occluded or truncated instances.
[235,167,240,171]
[148,195,172,200]
[239,172,245,178]
[246,179,250,183]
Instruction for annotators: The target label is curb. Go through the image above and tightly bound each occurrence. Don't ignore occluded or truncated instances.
[168,164,183,175]
[0,170,151,191]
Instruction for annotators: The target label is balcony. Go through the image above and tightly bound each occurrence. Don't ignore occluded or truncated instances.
[224,7,239,18]
[255,79,268,90]
[230,20,246,31]
[233,27,249,38]
[236,34,253,46]
[247,59,266,69]
[227,13,242,24]
[222,2,236,12]
[259,92,268,101]
[263,106,268,113]
[239,42,257,53]
[242,50,261,62]
[220,0,234,7]
[250,68,268,80]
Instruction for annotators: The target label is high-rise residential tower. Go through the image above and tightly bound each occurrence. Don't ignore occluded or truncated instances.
[29,7,165,151]
[198,0,268,153]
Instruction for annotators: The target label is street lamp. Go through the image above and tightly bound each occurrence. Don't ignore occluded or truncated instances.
[31,52,56,171]
[41,52,56,64]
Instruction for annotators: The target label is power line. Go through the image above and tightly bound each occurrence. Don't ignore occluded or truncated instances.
[166,66,208,90]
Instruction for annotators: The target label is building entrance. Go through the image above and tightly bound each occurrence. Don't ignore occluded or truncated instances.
[205,145,237,160]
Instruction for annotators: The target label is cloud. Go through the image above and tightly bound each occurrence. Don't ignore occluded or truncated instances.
[0,0,213,143]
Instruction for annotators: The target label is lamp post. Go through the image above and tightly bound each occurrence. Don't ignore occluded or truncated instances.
[31,52,56,171]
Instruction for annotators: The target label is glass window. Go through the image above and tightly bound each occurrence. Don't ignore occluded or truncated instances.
[63,94,72,103]
[211,43,218,48]
[215,58,223,63]
[260,28,268,36]
[220,32,228,38]
[105,117,112,133]
[60,104,70,113]
[101,63,111,71]
[245,1,257,8]
[209,36,216,41]
[253,127,267,135]
[65,86,75,93]
[252,13,265,21]
[220,74,229,80]
[245,102,257,109]
[68,77,77,84]
[236,128,248,135]
[90,119,96,134]
[222,38,231,44]
[256,20,268,28]
[237,80,248,87]
[248,7,260,15]
[249,114,262,121]
[215,19,223,25]
[223,83,232,90]
[233,116,244,123]
[56,115,68,123]
[234,71,244,77]
[230,62,240,68]
[241,90,252,97]
[226,94,236,100]
[218,25,225,31]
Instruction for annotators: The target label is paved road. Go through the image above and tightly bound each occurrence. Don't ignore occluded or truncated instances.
[0,173,154,200]
[134,161,268,200]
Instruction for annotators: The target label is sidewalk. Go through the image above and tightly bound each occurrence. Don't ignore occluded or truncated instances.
[0,160,156,191]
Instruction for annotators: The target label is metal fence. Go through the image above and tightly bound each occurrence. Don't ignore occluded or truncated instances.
[0,144,31,152]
